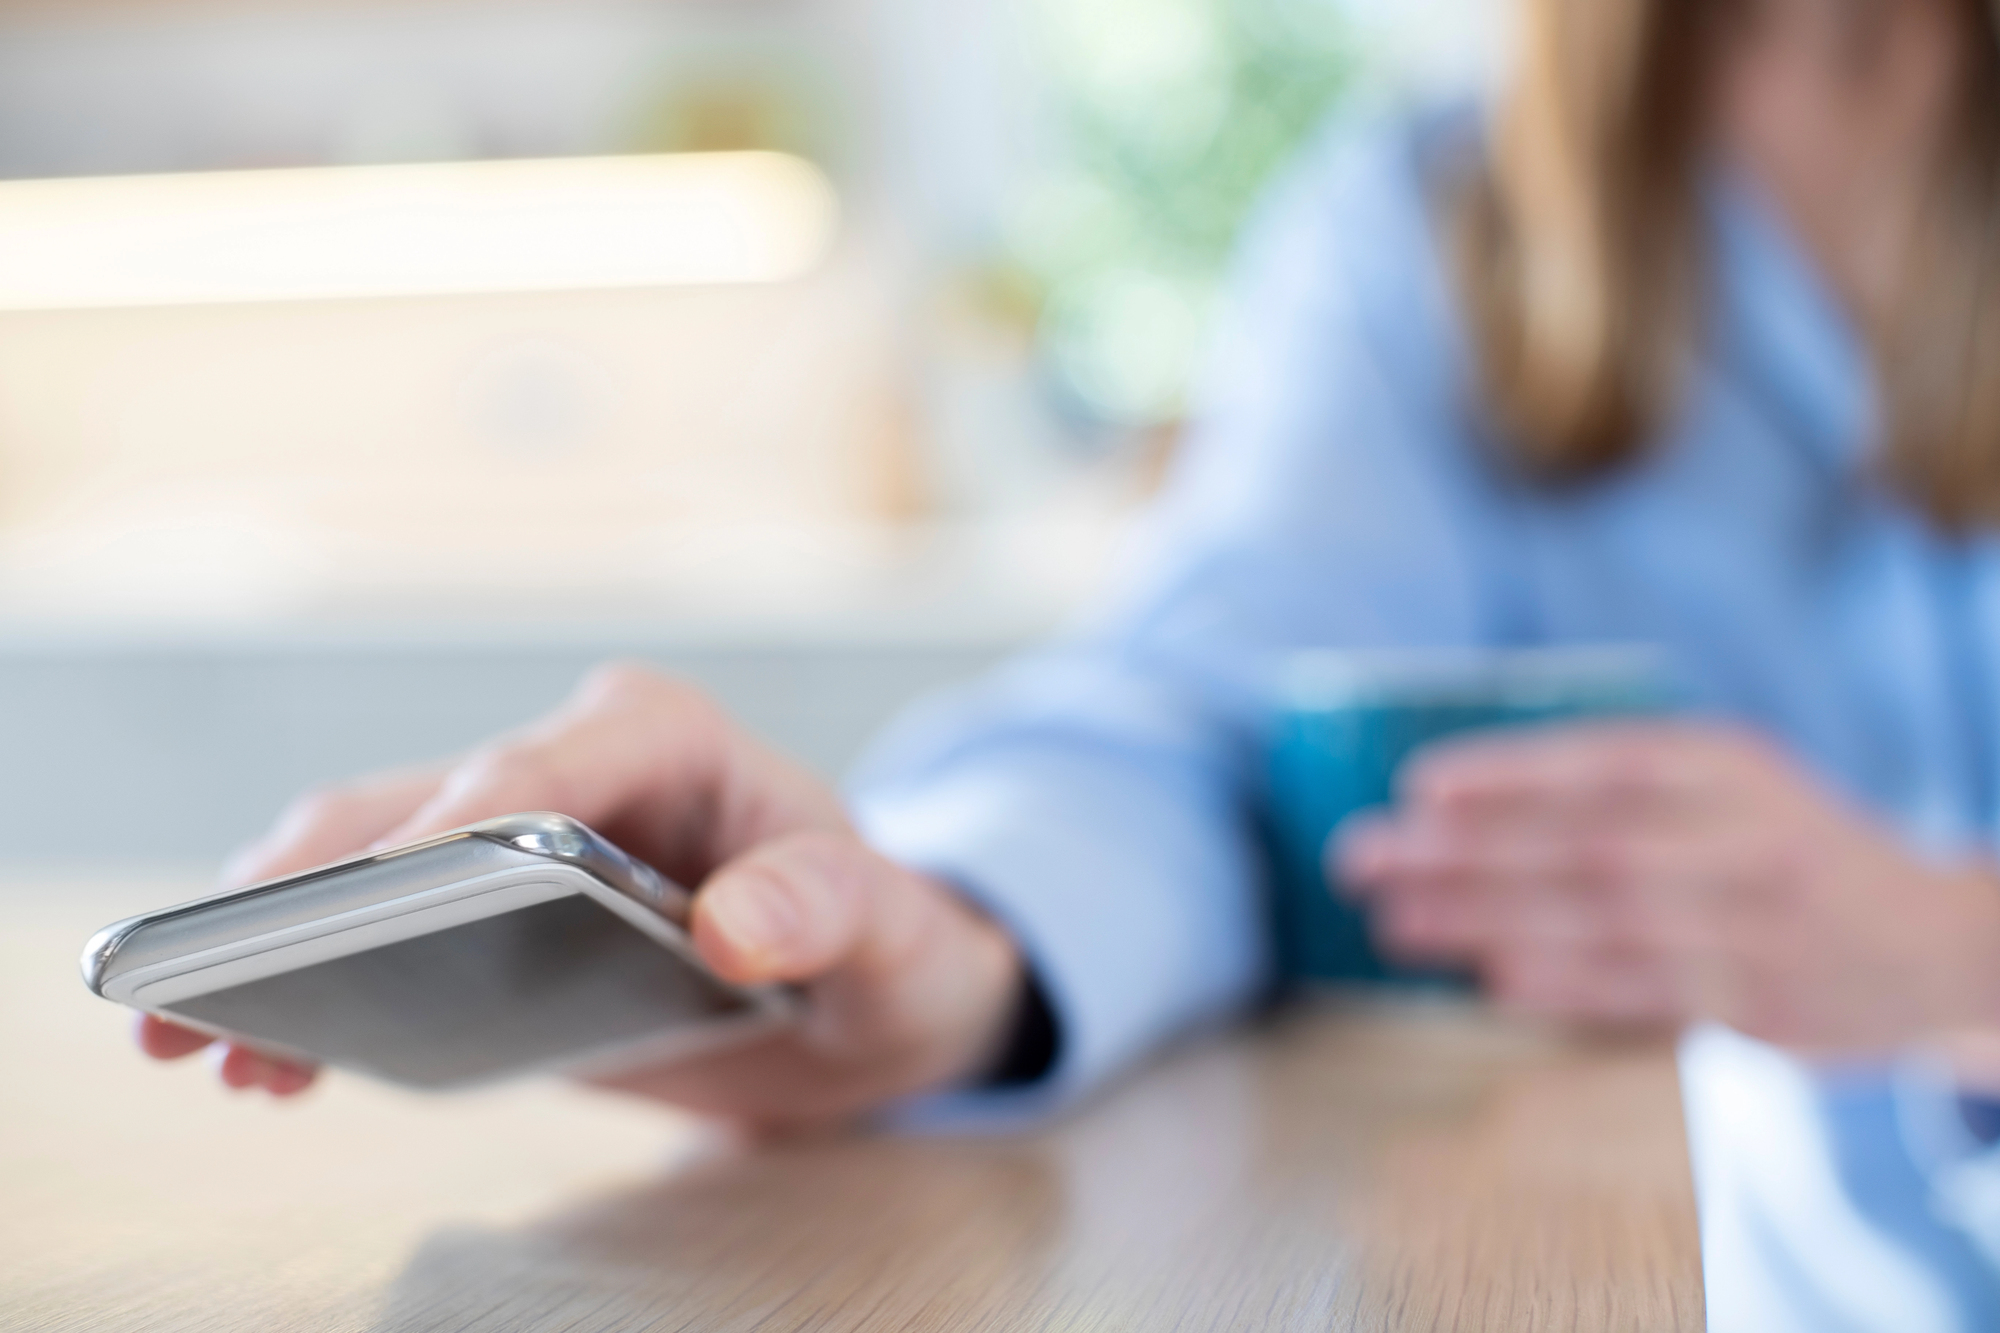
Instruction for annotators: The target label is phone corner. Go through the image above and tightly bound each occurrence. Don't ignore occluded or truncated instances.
[78,917,138,996]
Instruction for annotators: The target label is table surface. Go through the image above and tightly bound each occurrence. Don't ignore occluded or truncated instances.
[2,875,1704,1332]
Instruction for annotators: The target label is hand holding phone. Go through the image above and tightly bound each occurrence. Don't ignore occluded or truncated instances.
[117,664,1026,1132]
[88,813,799,1089]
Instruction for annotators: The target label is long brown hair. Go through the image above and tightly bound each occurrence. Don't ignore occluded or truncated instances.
[1456,0,2000,527]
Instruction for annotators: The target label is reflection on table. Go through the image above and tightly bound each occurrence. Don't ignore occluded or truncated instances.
[0,878,1701,1331]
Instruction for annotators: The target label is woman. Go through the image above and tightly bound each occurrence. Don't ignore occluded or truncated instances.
[142,0,2000,1124]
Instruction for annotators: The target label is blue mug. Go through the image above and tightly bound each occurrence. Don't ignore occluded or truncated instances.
[1264,646,1674,989]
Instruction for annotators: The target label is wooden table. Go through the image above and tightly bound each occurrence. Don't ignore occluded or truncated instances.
[1,876,1704,1331]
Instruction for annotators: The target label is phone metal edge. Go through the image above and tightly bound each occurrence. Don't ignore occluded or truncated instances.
[467,813,692,921]
[100,868,583,1008]
[90,854,791,1093]
[81,812,691,997]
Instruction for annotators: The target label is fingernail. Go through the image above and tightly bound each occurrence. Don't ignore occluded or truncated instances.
[210,1043,250,1089]
[705,878,797,961]
[267,1063,314,1097]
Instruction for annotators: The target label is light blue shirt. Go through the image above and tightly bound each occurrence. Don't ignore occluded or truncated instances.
[850,107,2000,1106]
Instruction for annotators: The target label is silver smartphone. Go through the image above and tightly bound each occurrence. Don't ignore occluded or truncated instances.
[81,812,794,1090]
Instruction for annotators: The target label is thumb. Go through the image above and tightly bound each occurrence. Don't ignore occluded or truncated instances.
[690,830,880,986]
[686,830,1023,1097]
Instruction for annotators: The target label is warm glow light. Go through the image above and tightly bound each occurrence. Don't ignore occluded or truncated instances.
[0,152,840,310]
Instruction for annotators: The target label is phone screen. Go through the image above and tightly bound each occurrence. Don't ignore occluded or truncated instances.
[160,892,747,1087]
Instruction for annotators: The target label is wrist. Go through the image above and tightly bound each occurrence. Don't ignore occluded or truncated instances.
[902,869,1037,1094]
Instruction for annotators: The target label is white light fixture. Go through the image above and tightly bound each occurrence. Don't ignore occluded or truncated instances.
[0,151,840,311]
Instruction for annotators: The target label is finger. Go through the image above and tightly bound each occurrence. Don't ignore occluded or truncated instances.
[1348,817,1538,963]
[1328,811,1399,895]
[138,1015,317,1092]
[1342,811,1615,907]
[1372,869,1629,961]
[1484,943,1691,1027]
[691,830,878,986]
[136,1012,214,1060]
[1561,949,1693,1026]
[261,1059,320,1097]
[1374,888,1486,962]
[1357,817,1739,980]
[613,836,1018,1127]
[1399,721,1739,827]
[375,663,844,885]
[213,1043,263,1089]
[212,1043,319,1095]
[1349,805,1731,914]
[698,828,1022,1072]
[225,766,448,887]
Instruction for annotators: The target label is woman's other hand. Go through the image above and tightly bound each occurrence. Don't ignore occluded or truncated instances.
[137,662,1025,1132]
[1336,721,2000,1052]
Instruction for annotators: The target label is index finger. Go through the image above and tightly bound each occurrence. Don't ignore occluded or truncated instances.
[372,662,848,887]
[136,1012,213,1059]
[224,764,449,887]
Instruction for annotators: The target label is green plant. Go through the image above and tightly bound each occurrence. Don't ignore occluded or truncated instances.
[1012,0,1355,428]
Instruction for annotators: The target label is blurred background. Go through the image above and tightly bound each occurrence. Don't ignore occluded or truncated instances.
[0,0,1503,870]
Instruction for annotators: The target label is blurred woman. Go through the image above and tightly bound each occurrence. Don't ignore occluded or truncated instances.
[143,0,2000,1121]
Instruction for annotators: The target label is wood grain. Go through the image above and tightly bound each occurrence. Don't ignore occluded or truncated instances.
[0,878,1703,1331]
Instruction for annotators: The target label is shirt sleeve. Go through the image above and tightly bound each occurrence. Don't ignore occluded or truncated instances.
[850,110,1526,1111]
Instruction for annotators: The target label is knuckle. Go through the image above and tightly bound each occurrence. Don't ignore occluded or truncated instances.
[576,661,726,743]
[578,659,663,704]
[579,660,705,715]
[457,741,565,802]
[278,785,362,832]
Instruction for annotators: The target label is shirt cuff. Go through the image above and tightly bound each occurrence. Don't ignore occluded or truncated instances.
[850,742,1269,1119]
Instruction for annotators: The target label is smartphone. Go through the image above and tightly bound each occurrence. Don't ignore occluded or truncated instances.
[81,812,794,1090]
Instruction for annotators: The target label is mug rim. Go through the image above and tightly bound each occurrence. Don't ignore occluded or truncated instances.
[1279,643,1669,710]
